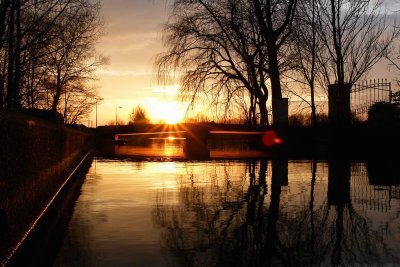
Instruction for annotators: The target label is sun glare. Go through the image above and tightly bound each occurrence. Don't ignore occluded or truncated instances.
[152,102,185,124]
[164,109,183,124]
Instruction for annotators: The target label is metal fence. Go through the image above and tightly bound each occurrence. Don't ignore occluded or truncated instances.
[351,79,392,121]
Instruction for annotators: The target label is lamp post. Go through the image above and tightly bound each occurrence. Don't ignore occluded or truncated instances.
[95,97,103,128]
[116,106,122,125]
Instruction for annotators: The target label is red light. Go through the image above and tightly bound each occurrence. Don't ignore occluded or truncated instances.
[262,131,283,147]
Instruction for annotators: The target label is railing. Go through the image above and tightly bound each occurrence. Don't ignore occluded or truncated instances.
[351,79,392,121]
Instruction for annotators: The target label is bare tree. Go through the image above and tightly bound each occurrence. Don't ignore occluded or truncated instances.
[156,0,272,125]
[0,0,10,48]
[253,0,298,124]
[0,0,105,125]
[3,0,73,108]
[61,82,98,124]
[290,0,324,126]
[43,0,104,114]
[317,0,399,87]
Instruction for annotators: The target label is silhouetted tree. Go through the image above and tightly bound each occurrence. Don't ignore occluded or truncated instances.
[156,0,272,125]
[129,105,150,124]
[253,0,298,124]
[61,83,98,124]
[0,0,104,125]
[43,0,104,114]
[316,0,398,87]
[290,0,324,126]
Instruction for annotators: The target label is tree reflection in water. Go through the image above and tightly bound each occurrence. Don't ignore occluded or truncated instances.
[153,160,399,267]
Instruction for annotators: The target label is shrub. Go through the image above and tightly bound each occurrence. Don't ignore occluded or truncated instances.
[368,102,399,126]
[289,114,309,126]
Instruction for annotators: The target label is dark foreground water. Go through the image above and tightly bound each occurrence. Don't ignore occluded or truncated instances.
[48,143,400,266]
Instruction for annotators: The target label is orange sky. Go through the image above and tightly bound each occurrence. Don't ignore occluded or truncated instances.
[92,0,187,126]
[91,0,400,126]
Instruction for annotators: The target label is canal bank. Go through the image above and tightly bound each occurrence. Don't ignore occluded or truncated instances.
[0,110,94,266]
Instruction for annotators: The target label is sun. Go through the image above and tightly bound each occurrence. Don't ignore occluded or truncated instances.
[163,108,184,124]
[151,101,185,124]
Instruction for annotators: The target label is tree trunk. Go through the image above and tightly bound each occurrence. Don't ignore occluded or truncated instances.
[330,0,345,85]
[52,68,62,113]
[259,96,269,126]
[0,74,4,106]
[267,41,285,125]
[12,0,22,108]
[6,0,22,109]
[310,82,317,126]
[250,94,257,125]
[52,85,62,113]
[6,2,15,108]
[310,0,317,127]
[0,0,10,49]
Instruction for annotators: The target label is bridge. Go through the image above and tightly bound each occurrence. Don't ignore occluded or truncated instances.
[97,123,210,158]
[96,123,286,159]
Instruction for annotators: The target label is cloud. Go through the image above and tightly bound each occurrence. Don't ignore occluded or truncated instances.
[100,32,162,57]
[101,0,168,34]
[96,69,155,77]
[151,85,180,96]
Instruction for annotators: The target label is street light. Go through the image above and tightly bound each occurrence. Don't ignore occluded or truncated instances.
[116,106,122,125]
[95,97,104,128]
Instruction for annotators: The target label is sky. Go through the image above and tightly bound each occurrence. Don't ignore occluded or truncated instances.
[92,0,185,126]
[91,0,400,126]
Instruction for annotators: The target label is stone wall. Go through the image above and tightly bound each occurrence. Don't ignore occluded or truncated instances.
[0,110,93,263]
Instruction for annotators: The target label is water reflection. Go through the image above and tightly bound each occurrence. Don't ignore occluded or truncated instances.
[153,160,399,266]
[108,137,272,159]
[51,159,400,266]
[115,138,186,158]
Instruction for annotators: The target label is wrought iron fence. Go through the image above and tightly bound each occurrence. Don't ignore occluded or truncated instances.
[351,79,392,121]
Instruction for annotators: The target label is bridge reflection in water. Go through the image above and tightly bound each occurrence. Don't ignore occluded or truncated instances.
[111,130,281,159]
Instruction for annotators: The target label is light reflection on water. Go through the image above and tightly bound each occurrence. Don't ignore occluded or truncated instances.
[115,138,186,158]
[53,157,400,267]
[113,137,271,159]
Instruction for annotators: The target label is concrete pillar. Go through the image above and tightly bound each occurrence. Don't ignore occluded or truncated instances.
[272,98,289,125]
[328,83,351,125]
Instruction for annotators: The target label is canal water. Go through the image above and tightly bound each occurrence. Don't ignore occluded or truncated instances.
[48,139,399,266]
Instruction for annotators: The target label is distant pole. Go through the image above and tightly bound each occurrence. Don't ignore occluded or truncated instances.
[116,106,122,125]
[95,97,103,128]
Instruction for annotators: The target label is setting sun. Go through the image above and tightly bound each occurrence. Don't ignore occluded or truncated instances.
[151,101,185,124]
